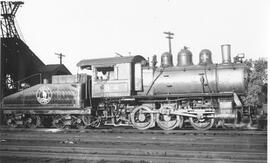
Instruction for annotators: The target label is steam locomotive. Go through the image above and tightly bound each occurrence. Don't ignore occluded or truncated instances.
[2,44,248,130]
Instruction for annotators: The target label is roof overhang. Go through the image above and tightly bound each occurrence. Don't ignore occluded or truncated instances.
[77,55,145,68]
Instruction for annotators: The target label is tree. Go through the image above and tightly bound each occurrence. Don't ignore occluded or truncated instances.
[243,58,267,107]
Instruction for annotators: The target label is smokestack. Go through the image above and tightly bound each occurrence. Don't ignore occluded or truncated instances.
[221,44,231,64]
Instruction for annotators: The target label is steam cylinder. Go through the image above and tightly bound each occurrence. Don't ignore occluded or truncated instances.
[199,49,213,65]
[221,44,232,64]
[161,52,173,67]
[177,47,193,66]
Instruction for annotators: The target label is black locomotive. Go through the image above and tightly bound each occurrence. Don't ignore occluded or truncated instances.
[2,44,249,130]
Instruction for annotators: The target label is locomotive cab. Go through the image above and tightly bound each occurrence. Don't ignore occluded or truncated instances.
[77,55,145,98]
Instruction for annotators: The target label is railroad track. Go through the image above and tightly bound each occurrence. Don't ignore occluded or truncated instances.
[0,125,266,136]
[0,127,267,163]
[0,145,266,163]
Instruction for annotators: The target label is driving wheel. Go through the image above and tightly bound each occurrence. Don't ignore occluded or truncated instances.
[130,105,155,130]
[189,116,214,130]
[156,114,183,130]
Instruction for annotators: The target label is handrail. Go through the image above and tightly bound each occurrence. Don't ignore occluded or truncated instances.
[15,73,42,91]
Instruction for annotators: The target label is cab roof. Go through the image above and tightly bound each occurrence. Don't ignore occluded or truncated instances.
[77,55,145,68]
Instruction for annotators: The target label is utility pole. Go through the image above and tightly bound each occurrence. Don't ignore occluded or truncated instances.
[163,31,174,54]
[55,53,65,64]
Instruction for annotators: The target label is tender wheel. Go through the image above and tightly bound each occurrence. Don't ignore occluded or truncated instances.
[130,105,155,130]
[73,115,87,129]
[82,115,101,128]
[6,115,18,128]
[52,115,71,129]
[189,117,214,130]
[156,114,183,130]
[41,116,53,128]
[24,115,41,128]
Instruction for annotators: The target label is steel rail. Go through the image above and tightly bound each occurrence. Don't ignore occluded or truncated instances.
[1,132,267,146]
[0,145,267,163]
[0,151,266,163]
[0,126,267,136]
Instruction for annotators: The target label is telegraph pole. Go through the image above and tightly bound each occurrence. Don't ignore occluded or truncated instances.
[55,53,65,64]
[163,31,174,54]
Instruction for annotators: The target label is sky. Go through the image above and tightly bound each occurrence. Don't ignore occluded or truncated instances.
[15,0,269,73]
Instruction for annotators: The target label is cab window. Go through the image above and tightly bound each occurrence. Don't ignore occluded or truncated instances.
[95,66,114,81]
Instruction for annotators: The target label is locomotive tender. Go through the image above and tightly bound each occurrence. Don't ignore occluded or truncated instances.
[2,44,248,130]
